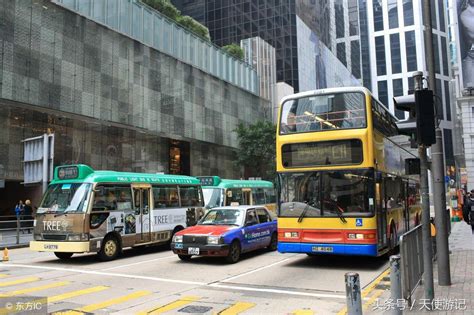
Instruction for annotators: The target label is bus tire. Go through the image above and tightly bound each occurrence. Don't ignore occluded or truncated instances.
[54,252,73,260]
[98,235,120,261]
[225,240,241,264]
[178,254,192,261]
[389,224,397,250]
[267,232,277,251]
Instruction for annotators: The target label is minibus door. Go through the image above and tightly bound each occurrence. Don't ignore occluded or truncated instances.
[133,185,151,243]
[242,188,251,205]
[377,175,389,249]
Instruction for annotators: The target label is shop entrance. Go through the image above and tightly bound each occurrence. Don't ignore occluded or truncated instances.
[169,140,190,175]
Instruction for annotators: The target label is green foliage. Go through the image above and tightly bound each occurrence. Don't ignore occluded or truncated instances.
[234,121,276,181]
[177,15,211,41]
[142,0,180,21]
[222,43,244,60]
[141,0,210,41]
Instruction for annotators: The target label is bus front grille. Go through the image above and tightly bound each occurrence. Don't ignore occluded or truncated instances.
[42,234,67,241]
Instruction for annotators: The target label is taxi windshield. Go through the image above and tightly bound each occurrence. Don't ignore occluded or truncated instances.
[38,183,92,214]
[199,209,243,226]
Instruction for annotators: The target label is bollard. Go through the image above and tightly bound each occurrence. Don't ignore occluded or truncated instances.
[16,216,20,245]
[390,255,402,315]
[2,248,9,262]
[345,272,362,315]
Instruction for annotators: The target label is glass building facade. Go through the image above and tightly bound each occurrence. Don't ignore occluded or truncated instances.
[0,0,269,214]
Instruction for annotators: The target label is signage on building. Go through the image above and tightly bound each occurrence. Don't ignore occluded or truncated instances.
[23,134,55,190]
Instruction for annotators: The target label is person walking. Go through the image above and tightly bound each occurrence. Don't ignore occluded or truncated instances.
[24,200,33,233]
[14,200,24,235]
[462,190,474,231]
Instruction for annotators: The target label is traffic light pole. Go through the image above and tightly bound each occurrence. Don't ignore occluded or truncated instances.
[423,0,451,286]
[414,72,434,301]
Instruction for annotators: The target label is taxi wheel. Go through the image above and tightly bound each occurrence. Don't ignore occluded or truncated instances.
[98,235,120,261]
[178,254,192,261]
[267,232,277,251]
[226,240,241,264]
[54,252,73,260]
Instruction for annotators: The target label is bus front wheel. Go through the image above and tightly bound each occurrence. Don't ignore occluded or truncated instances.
[54,252,73,260]
[98,235,120,261]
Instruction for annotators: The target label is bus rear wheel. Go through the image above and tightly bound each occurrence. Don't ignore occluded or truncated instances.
[54,252,73,260]
[98,235,120,261]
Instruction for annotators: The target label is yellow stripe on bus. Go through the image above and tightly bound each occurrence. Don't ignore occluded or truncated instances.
[0,277,40,287]
[137,296,200,315]
[57,290,151,315]
[0,281,69,297]
[218,302,256,315]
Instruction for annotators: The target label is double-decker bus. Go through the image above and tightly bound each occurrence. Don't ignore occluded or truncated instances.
[198,176,276,212]
[276,87,421,257]
[30,165,204,261]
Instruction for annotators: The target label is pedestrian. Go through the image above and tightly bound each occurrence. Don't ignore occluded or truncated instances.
[462,190,474,231]
[14,200,24,234]
[24,200,33,233]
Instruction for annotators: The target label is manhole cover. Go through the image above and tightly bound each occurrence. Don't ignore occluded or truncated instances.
[178,305,213,313]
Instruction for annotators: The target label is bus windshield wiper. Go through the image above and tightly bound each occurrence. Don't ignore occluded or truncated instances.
[335,206,347,224]
[297,203,310,223]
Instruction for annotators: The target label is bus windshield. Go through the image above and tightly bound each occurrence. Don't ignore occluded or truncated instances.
[279,92,366,134]
[278,170,374,217]
[38,183,92,214]
[202,188,223,208]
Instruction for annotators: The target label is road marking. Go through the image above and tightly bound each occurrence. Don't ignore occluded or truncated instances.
[218,302,256,315]
[103,256,176,271]
[0,276,40,287]
[0,274,8,278]
[137,296,200,315]
[291,310,314,315]
[0,281,69,297]
[362,289,384,312]
[48,286,109,303]
[209,283,346,299]
[57,290,152,315]
[219,257,293,283]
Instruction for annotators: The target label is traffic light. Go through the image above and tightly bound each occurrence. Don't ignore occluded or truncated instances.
[393,89,436,146]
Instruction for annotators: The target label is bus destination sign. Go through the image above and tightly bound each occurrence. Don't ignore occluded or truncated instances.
[57,166,79,180]
[281,139,363,168]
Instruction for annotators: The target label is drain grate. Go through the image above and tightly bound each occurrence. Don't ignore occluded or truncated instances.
[178,305,213,313]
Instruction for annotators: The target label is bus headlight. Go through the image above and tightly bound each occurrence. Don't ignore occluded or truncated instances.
[173,235,183,243]
[207,236,221,245]
[67,233,89,241]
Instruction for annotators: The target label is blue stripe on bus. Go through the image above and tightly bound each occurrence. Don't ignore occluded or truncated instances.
[278,242,378,256]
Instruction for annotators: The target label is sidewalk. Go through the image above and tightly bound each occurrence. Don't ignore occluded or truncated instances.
[0,229,33,248]
[367,222,474,314]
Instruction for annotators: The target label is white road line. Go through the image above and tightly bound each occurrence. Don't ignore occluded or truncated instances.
[103,255,176,271]
[4,264,205,286]
[209,283,347,299]
[219,257,293,283]
[3,263,350,299]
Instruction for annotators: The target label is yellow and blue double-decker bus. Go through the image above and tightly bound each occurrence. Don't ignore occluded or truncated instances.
[198,176,276,212]
[276,87,421,257]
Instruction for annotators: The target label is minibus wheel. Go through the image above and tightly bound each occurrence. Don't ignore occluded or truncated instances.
[99,235,120,261]
[54,252,73,260]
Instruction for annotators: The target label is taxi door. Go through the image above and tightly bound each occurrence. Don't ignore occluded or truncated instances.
[242,209,260,252]
[132,184,152,243]
[255,208,273,248]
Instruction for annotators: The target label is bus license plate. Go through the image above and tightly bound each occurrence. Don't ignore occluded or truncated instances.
[44,244,58,250]
[312,246,333,253]
[188,247,199,255]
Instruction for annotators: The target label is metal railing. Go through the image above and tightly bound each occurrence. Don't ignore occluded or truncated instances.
[399,224,423,303]
[0,215,34,247]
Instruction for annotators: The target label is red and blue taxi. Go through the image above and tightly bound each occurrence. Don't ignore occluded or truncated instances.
[171,206,277,263]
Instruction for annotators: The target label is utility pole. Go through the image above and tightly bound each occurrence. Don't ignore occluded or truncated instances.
[413,71,434,301]
[422,0,451,286]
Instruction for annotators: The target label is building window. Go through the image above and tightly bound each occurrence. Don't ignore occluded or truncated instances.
[378,81,388,107]
[348,0,359,36]
[438,0,445,32]
[403,0,414,26]
[390,34,402,74]
[443,129,454,166]
[405,31,417,71]
[393,79,404,119]
[388,0,399,29]
[408,77,415,92]
[335,0,345,38]
[436,79,443,120]
[337,42,347,66]
[444,81,451,121]
[351,40,361,79]
[441,37,449,76]
[373,0,383,32]
[375,36,386,76]
[434,34,441,74]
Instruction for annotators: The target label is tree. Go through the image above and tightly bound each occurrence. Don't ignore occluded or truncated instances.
[222,43,244,60]
[142,0,180,21]
[177,15,211,41]
[234,121,276,181]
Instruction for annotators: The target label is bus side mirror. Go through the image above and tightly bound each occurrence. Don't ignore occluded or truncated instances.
[94,186,105,195]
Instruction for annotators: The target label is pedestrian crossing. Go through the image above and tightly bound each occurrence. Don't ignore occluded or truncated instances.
[0,273,318,314]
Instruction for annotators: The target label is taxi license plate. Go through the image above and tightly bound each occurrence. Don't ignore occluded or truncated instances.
[188,247,200,255]
[311,246,333,253]
[44,244,58,250]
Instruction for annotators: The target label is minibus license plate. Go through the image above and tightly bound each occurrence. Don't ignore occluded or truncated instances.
[312,246,333,253]
[188,247,199,255]
[44,244,58,250]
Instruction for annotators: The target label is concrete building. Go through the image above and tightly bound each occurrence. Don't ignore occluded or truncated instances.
[0,0,269,214]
